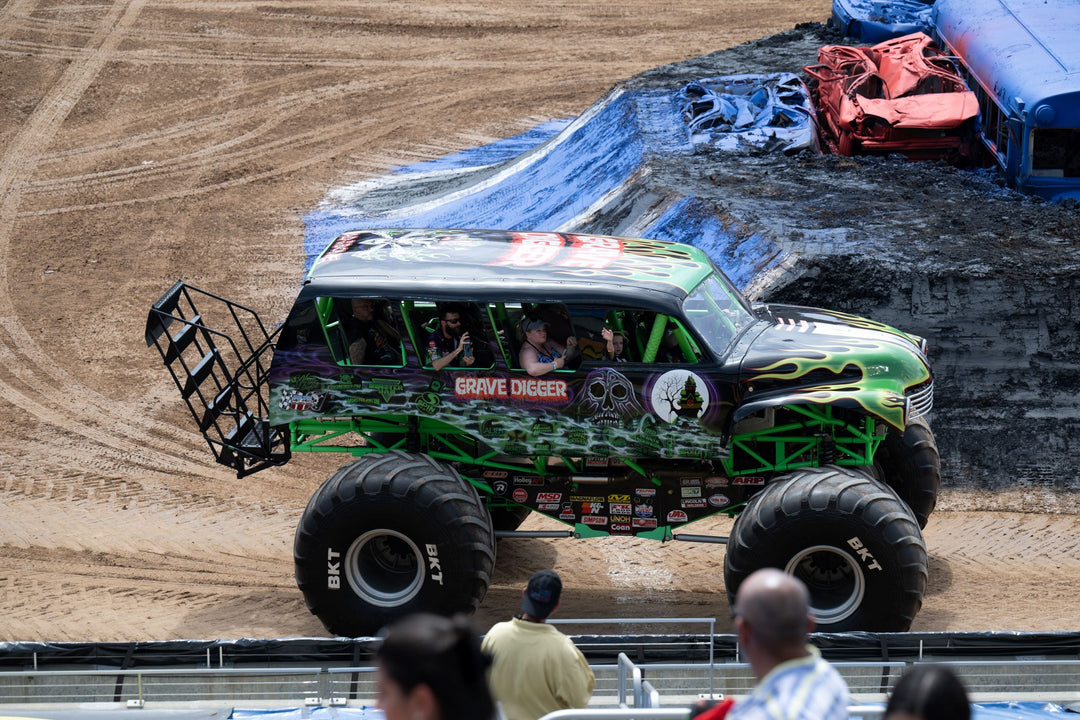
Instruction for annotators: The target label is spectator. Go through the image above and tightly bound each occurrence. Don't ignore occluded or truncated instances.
[601,327,628,362]
[884,665,971,720]
[482,569,595,720]
[344,298,400,366]
[519,317,578,376]
[376,612,496,720]
[726,568,850,720]
[428,303,474,371]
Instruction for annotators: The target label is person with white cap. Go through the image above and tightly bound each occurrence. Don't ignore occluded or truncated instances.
[481,569,595,720]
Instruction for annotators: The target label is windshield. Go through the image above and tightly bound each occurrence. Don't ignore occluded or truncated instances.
[683,273,755,357]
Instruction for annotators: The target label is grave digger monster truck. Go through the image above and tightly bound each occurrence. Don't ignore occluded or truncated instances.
[146,228,939,637]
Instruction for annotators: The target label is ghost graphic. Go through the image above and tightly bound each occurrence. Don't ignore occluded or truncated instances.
[572,368,646,427]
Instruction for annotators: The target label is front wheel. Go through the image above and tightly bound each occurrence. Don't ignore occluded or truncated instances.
[724,465,927,632]
[294,452,496,637]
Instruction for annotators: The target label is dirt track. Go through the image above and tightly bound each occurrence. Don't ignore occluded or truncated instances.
[2,0,1079,642]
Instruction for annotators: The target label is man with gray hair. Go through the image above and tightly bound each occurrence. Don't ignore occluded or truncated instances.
[726,568,850,720]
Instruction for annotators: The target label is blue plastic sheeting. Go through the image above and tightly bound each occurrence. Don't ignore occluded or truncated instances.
[853,702,1077,720]
[231,708,383,719]
[676,73,819,155]
[394,119,572,175]
[303,82,786,292]
[830,0,934,43]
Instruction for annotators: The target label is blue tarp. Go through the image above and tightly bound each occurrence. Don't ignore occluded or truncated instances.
[303,79,798,292]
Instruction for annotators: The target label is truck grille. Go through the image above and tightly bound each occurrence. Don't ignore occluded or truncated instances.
[906,381,934,421]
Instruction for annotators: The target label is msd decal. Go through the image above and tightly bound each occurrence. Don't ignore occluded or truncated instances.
[536,492,563,503]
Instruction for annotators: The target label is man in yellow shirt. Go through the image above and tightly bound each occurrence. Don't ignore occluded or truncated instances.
[481,569,595,720]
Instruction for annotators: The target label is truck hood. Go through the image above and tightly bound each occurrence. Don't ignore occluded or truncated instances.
[734,303,932,429]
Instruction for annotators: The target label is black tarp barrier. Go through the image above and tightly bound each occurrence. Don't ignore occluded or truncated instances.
[2,631,1079,670]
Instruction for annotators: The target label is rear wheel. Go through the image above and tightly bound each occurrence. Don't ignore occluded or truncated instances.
[724,465,927,632]
[294,451,495,637]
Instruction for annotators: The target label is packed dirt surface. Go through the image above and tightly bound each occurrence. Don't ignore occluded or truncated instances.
[2,0,1079,642]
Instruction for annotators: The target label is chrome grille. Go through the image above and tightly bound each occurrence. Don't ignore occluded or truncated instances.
[906,381,934,420]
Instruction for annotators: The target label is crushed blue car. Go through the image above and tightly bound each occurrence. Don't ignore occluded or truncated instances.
[676,73,820,155]
[830,0,935,43]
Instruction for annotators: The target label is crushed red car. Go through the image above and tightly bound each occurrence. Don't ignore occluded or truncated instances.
[803,32,980,160]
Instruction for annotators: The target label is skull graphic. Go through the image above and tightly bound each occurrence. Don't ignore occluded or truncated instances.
[573,368,646,427]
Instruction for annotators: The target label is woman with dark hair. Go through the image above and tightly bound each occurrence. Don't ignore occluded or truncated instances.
[885,665,971,720]
[376,613,496,720]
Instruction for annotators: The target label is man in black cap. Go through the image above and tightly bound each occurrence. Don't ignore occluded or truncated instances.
[481,569,595,720]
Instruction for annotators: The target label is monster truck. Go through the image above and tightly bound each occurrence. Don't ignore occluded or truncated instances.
[146,228,938,636]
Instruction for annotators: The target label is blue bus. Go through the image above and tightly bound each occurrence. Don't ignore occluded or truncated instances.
[933,0,1080,202]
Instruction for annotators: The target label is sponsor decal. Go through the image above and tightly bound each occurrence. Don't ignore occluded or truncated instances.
[425,543,444,585]
[681,499,707,509]
[680,478,702,486]
[453,375,569,402]
[278,388,328,413]
[634,502,654,518]
[848,536,884,571]
[610,503,631,514]
[582,515,608,526]
[681,486,702,498]
[585,457,609,468]
[634,487,657,497]
[512,489,528,503]
[514,475,545,485]
[708,494,730,507]
[633,517,658,529]
[570,495,604,503]
[611,523,633,533]
[666,510,688,523]
[327,547,341,589]
[536,492,563,503]
[537,503,561,511]
[610,515,631,523]
[607,494,630,503]
[559,503,576,520]
[370,378,402,402]
[581,502,605,515]
[704,476,729,488]
[733,476,766,486]
[493,481,508,495]
[483,470,509,479]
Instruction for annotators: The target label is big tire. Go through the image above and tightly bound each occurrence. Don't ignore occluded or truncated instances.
[294,451,496,637]
[875,417,940,528]
[724,465,927,632]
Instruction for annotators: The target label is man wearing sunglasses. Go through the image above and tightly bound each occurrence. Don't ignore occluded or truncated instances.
[428,303,475,371]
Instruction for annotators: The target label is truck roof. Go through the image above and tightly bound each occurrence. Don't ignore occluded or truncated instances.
[301,229,717,309]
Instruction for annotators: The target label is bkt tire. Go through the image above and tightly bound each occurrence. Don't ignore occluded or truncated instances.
[875,417,940,528]
[294,451,496,637]
[724,465,927,632]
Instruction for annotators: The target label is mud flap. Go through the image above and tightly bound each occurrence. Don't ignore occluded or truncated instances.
[145,280,290,477]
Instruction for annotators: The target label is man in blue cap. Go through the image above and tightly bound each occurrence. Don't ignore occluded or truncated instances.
[481,569,595,720]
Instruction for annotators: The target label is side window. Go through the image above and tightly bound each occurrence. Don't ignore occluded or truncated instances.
[515,303,585,375]
[405,301,495,370]
[573,307,702,365]
[317,297,405,367]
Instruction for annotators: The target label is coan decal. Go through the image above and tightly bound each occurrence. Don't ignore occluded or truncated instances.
[454,376,569,402]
